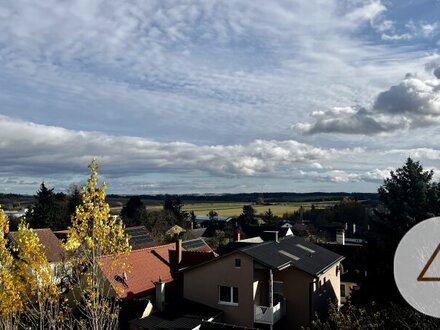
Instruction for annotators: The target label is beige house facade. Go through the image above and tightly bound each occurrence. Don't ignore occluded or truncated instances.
[184,234,343,329]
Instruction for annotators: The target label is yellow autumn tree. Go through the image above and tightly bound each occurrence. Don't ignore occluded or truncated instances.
[66,159,130,330]
[0,207,24,330]
[13,222,67,330]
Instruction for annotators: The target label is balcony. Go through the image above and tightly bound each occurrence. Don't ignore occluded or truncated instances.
[254,298,286,325]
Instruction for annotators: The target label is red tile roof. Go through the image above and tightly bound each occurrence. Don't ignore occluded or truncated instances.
[100,242,217,299]
[179,250,218,268]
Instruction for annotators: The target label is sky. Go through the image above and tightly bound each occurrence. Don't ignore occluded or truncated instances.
[1,0,440,194]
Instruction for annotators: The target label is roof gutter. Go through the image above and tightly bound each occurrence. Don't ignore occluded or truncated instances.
[315,256,345,277]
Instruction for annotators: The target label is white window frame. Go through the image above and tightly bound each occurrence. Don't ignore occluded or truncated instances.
[218,286,239,306]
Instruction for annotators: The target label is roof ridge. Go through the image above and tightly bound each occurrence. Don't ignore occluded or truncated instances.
[100,242,178,259]
[183,237,206,242]
[125,225,147,229]
[182,249,214,255]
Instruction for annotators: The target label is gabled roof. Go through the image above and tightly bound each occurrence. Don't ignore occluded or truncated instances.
[165,225,185,237]
[100,243,177,299]
[125,226,156,249]
[240,236,344,276]
[100,242,217,299]
[181,228,208,240]
[8,228,65,263]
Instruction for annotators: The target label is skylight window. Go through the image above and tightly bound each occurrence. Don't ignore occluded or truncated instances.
[279,250,300,261]
[296,244,315,253]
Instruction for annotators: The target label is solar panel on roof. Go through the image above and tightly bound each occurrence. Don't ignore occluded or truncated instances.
[125,227,153,247]
[182,239,206,250]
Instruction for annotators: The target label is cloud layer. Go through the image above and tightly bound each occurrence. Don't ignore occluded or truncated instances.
[1,1,440,193]
[1,114,439,194]
[0,115,339,178]
[296,62,440,135]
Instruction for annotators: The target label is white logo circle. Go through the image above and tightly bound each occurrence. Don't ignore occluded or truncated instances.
[394,217,440,318]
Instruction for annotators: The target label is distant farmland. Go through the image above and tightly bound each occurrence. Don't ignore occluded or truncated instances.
[182,201,337,217]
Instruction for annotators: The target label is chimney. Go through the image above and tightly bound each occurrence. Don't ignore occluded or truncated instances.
[262,231,279,243]
[233,227,241,241]
[336,229,345,245]
[155,278,165,312]
[176,239,182,265]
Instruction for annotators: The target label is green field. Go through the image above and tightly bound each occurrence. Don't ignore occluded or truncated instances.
[182,201,336,217]
[108,200,338,217]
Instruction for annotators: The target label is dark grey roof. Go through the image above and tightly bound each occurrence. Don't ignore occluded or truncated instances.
[182,228,208,240]
[196,216,232,223]
[201,321,261,329]
[240,236,344,276]
[129,300,222,329]
[125,226,154,249]
[130,315,203,329]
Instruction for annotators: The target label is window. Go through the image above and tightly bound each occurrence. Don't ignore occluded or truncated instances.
[218,286,239,305]
[341,284,346,297]
[235,258,241,268]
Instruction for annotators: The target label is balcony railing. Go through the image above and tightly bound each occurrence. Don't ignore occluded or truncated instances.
[254,299,286,325]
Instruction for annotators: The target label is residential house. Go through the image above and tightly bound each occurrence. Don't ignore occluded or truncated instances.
[240,226,294,240]
[8,228,67,289]
[195,216,233,228]
[99,240,218,327]
[317,243,365,304]
[183,234,344,329]
[8,228,66,265]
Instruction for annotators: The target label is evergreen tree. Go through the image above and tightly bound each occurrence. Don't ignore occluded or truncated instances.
[163,195,188,223]
[363,158,440,306]
[121,196,145,226]
[28,183,59,229]
[66,185,82,217]
[239,204,256,226]
[263,208,278,225]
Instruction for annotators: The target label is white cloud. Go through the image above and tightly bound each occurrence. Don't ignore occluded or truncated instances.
[382,20,439,41]
[0,114,345,178]
[295,61,440,135]
[294,107,408,135]
[299,168,392,184]
[0,0,430,145]
[2,113,439,193]
[345,0,386,24]
[0,1,439,193]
